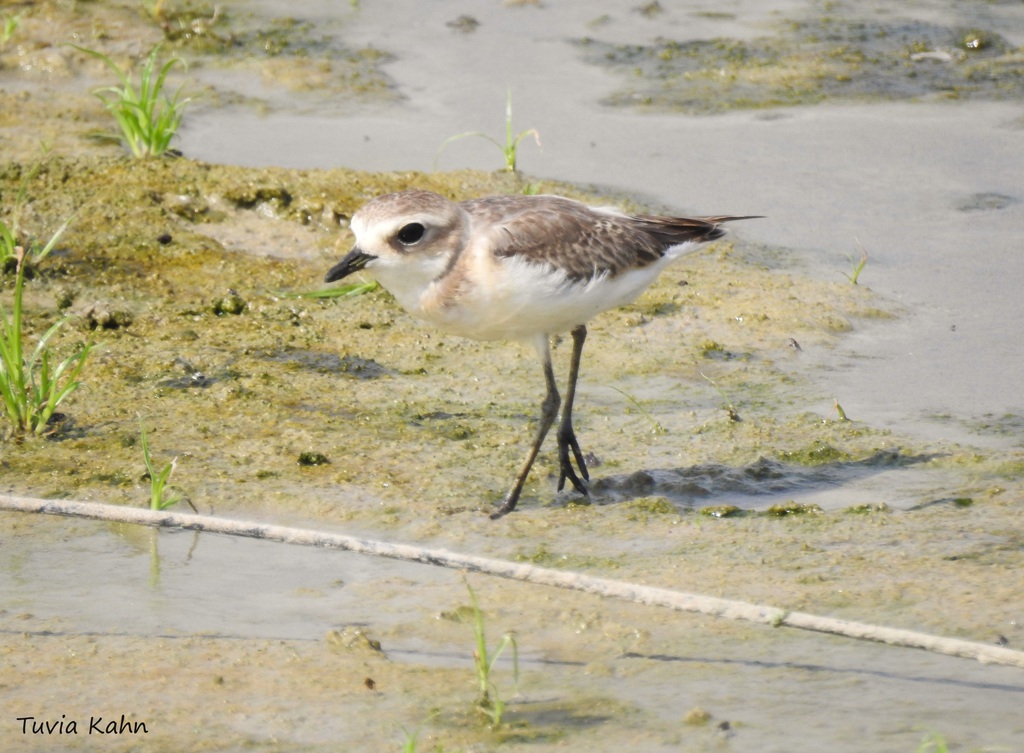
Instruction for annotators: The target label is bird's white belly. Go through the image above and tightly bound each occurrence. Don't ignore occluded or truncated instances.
[421,255,671,341]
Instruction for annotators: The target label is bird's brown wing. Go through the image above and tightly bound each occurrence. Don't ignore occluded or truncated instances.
[462,195,756,282]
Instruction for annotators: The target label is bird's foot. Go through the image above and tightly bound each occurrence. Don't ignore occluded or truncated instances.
[556,426,590,495]
[490,426,589,520]
[490,493,519,520]
[489,495,516,518]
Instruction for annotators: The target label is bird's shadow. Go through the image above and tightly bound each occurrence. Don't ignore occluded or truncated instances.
[572,449,938,510]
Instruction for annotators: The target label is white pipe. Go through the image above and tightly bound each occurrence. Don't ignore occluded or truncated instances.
[2,494,1022,669]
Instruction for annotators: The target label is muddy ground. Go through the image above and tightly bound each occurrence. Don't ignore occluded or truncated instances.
[1,2,1022,752]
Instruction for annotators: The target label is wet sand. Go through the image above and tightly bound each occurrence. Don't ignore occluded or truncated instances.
[1,1,1023,751]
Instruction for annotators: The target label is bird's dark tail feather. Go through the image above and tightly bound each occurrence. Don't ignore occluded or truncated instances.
[639,214,763,246]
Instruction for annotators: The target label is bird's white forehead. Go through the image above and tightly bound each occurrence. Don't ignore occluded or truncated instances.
[351,190,456,240]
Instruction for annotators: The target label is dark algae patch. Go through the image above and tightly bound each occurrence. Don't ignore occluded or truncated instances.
[576,4,1024,112]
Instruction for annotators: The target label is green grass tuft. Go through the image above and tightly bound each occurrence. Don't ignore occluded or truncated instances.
[1,12,21,47]
[73,44,191,158]
[0,209,92,437]
[844,248,869,285]
[462,576,518,727]
[0,161,74,268]
[139,416,190,510]
[436,91,540,173]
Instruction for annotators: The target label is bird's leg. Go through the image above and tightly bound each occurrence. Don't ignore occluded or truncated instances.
[556,324,590,495]
[491,337,560,519]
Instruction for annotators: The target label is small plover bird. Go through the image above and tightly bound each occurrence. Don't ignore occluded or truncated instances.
[325,190,756,517]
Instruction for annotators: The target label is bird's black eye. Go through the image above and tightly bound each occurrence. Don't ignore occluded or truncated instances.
[397,222,425,245]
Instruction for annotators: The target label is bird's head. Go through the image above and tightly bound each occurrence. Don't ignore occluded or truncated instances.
[325,190,468,295]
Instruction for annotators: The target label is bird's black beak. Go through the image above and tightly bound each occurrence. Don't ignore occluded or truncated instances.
[325,247,376,283]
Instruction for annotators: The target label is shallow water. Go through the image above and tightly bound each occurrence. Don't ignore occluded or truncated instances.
[2,0,1023,751]
[4,511,1024,753]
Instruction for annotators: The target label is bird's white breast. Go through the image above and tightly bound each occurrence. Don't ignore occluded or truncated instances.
[414,247,685,341]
